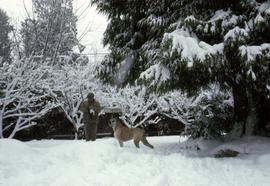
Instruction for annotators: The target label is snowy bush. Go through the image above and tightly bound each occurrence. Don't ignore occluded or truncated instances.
[156,90,191,126]
[35,56,103,138]
[0,59,57,138]
[97,86,159,128]
[1,55,234,139]
[187,86,234,139]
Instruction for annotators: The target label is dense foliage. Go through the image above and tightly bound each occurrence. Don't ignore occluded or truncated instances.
[1,0,270,140]
[93,0,270,139]
[0,9,13,64]
[20,0,79,61]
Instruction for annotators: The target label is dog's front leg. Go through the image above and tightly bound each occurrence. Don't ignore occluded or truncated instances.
[118,140,124,147]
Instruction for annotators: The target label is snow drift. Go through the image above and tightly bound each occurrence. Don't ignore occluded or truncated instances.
[0,136,270,186]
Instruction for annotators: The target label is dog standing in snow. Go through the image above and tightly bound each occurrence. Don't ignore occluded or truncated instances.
[109,118,154,149]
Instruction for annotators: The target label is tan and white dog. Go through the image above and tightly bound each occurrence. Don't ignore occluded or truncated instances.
[109,118,154,149]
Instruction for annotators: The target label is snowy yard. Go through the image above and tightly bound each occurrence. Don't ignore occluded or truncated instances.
[0,0,270,185]
[0,136,270,186]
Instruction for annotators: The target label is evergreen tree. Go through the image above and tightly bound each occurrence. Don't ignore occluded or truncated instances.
[154,0,270,138]
[96,0,270,139]
[21,0,79,61]
[0,9,13,64]
[93,0,172,86]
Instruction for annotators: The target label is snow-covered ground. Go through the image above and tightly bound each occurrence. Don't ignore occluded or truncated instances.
[0,136,270,186]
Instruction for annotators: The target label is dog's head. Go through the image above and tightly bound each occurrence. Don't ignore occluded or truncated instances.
[109,117,118,128]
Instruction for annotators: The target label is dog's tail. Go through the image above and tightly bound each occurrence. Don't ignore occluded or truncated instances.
[141,136,154,149]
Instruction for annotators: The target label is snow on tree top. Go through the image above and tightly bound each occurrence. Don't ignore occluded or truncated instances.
[163,29,223,66]
[239,44,270,62]
[255,13,265,24]
[139,63,170,85]
[208,9,239,28]
[209,9,232,22]
[224,26,249,42]
[258,1,270,14]
[255,1,270,24]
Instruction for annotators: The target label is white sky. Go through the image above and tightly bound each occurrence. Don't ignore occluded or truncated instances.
[0,0,108,54]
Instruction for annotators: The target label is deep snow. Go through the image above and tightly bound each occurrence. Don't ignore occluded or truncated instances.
[0,136,270,186]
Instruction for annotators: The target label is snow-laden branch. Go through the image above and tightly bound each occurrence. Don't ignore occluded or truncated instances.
[0,59,57,138]
[0,55,198,138]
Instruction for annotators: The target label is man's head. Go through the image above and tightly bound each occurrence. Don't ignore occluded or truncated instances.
[87,92,95,102]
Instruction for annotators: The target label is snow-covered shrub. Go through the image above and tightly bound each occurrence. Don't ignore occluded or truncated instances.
[187,86,234,139]
[0,54,93,139]
[98,85,160,128]
[0,59,57,138]
[119,86,160,128]
[157,90,191,126]
[38,56,103,138]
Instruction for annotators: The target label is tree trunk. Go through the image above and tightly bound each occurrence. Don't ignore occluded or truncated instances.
[74,131,78,140]
[233,85,248,124]
[0,106,5,138]
[0,116,3,138]
[245,90,258,136]
[227,85,249,140]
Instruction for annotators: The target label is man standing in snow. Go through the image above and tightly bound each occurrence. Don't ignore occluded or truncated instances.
[79,92,101,141]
